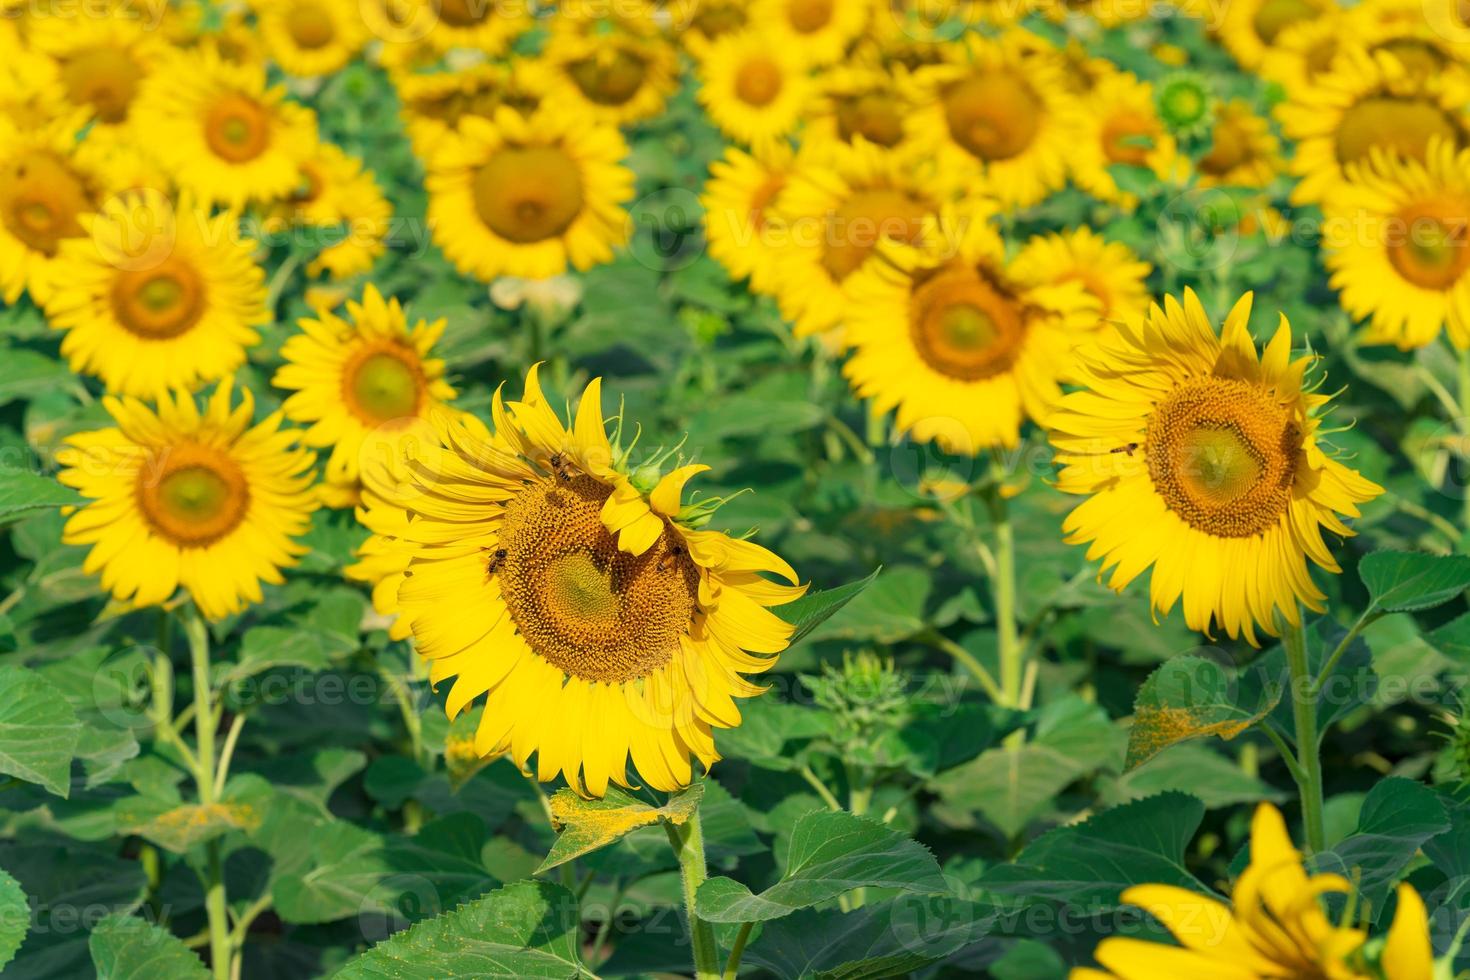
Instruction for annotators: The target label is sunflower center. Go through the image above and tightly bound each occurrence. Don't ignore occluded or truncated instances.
[1303,37,1340,76]
[473,145,585,244]
[494,475,698,685]
[694,3,746,37]
[136,448,250,547]
[61,45,144,124]
[343,346,425,424]
[1334,96,1462,168]
[0,151,91,256]
[835,91,905,147]
[1199,117,1253,176]
[286,2,337,49]
[1101,111,1159,166]
[943,71,1042,162]
[1146,377,1299,538]
[821,188,928,282]
[567,49,648,106]
[908,265,1024,381]
[735,57,783,107]
[748,173,786,231]
[437,0,490,27]
[111,258,207,339]
[788,0,833,32]
[1389,202,1470,290]
[204,94,272,164]
[1252,0,1318,43]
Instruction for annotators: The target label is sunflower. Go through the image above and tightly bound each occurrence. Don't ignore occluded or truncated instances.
[1216,0,1339,71]
[1011,227,1152,327]
[843,206,1101,454]
[695,29,814,150]
[380,0,531,54]
[425,104,632,281]
[349,366,805,796]
[907,31,1086,208]
[1257,16,1358,92]
[1049,290,1382,644]
[1072,804,1432,980]
[44,189,265,398]
[1195,99,1283,189]
[770,141,953,339]
[26,10,167,128]
[56,379,319,621]
[1071,71,1184,206]
[675,0,752,55]
[1323,139,1470,350]
[131,47,319,209]
[749,0,869,65]
[256,0,367,78]
[263,141,393,279]
[1277,47,1470,206]
[701,142,800,296]
[273,284,456,504]
[1350,0,1470,82]
[0,112,106,305]
[804,66,916,159]
[0,25,68,131]
[396,62,540,164]
[524,30,679,127]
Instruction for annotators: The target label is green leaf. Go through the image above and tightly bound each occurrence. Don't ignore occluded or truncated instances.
[1125,655,1281,770]
[115,778,266,854]
[536,783,702,873]
[697,811,948,923]
[1104,743,1285,810]
[1360,550,1470,614]
[0,469,82,526]
[715,697,835,772]
[0,350,70,408]
[1427,611,1470,663]
[776,567,881,646]
[331,881,583,979]
[0,665,83,797]
[981,792,1211,906]
[805,566,929,644]
[217,626,333,685]
[0,868,28,971]
[88,913,209,980]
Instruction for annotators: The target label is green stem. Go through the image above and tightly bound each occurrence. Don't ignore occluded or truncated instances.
[797,765,842,812]
[983,463,1022,713]
[1459,345,1470,532]
[921,630,1004,703]
[664,811,720,980]
[723,922,753,980]
[185,611,232,980]
[1281,612,1326,854]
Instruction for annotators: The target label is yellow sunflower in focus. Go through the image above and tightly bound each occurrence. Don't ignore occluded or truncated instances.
[1011,227,1152,327]
[27,11,167,128]
[264,142,393,280]
[350,366,805,796]
[1195,100,1283,190]
[1277,48,1470,205]
[425,105,633,282]
[1072,804,1432,980]
[749,0,868,65]
[0,113,105,305]
[771,142,952,339]
[804,66,915,160]
[695,30,813,150]
[702,142,799,296]
[524,31,678,127]
[132,47,319,209]
[256,0,367,78]
[44,190,265,398]
[1049,290,1382,644]
[273,284,456,507]
[907,31,1085,208]
[843,206,1101,454]
[1071,71,1184,206]
[56,379,319,621]
[1216,0,1338,71]
[1324,140,1470,350]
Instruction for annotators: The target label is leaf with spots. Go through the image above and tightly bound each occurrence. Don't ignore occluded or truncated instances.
[536,783,702,873]
[1125,655,1282,770]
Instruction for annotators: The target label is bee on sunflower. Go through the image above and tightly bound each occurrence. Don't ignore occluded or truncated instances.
[349,366,805,797]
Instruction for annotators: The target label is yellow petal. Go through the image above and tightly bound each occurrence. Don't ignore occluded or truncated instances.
[651,464,709,516]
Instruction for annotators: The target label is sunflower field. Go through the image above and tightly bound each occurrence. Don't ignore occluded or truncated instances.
[6,0,1470,978]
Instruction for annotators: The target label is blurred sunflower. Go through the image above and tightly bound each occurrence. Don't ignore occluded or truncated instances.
[1011,227,1152,327]
[0,24,68,131]
[387,0,531,54]
[263,141,392,279]
[350,366,805,796]
[396,62,539,163]
[1072,804,1432,980]
[525,30,678,127]
[1324,139,1470,349]
[1071,71,1183,206]
[695,29,813,150]
[1196,99,1283,189]
[1050,290,1382,644]
[749,0,868,65]
[804,66,915,159]
[56,379,318,621]
[132,47,318,209]
[274,285,455,508]
[27,10,167,128]
[1350,0,1467,82]
[843,206,1101,454]
[675,0,752,55]
[907,31,1084,208]
[1216,0,1338,71]
[425,104,632,281]
[1277,47,1470,205]
[255,0,367,78]
[702,142,799,296]
[45,189,265,398]
[1257,16,1355,91]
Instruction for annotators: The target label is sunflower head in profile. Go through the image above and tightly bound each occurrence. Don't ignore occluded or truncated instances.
[1010,227,1153,328]
[273,284,456,506]
[131,47,319,208]
[56,378,319,621]
[843,204,1101,454]
[26,9,167,128]
[1072,804,1432,980]
[44,189,266,398]
[1195,99,1283,190]
[1324,138,1470,350]
[425,104,633,282]
[1049,290,1383,645]
[695,29,814,150]
[524,29,679,127]
[350,366,805,796]
[701,141,798,296]
[256,0,367,79]
[1277,47,1470,205]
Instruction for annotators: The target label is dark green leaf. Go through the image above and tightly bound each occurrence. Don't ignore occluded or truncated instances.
[1126,655,1282,769]
[0,469,83,526]
[777,567,881,646]
[88,913,209,980]
[0,665,83,797]
[1360,550,1470,614]
[1311,778,1449,922]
